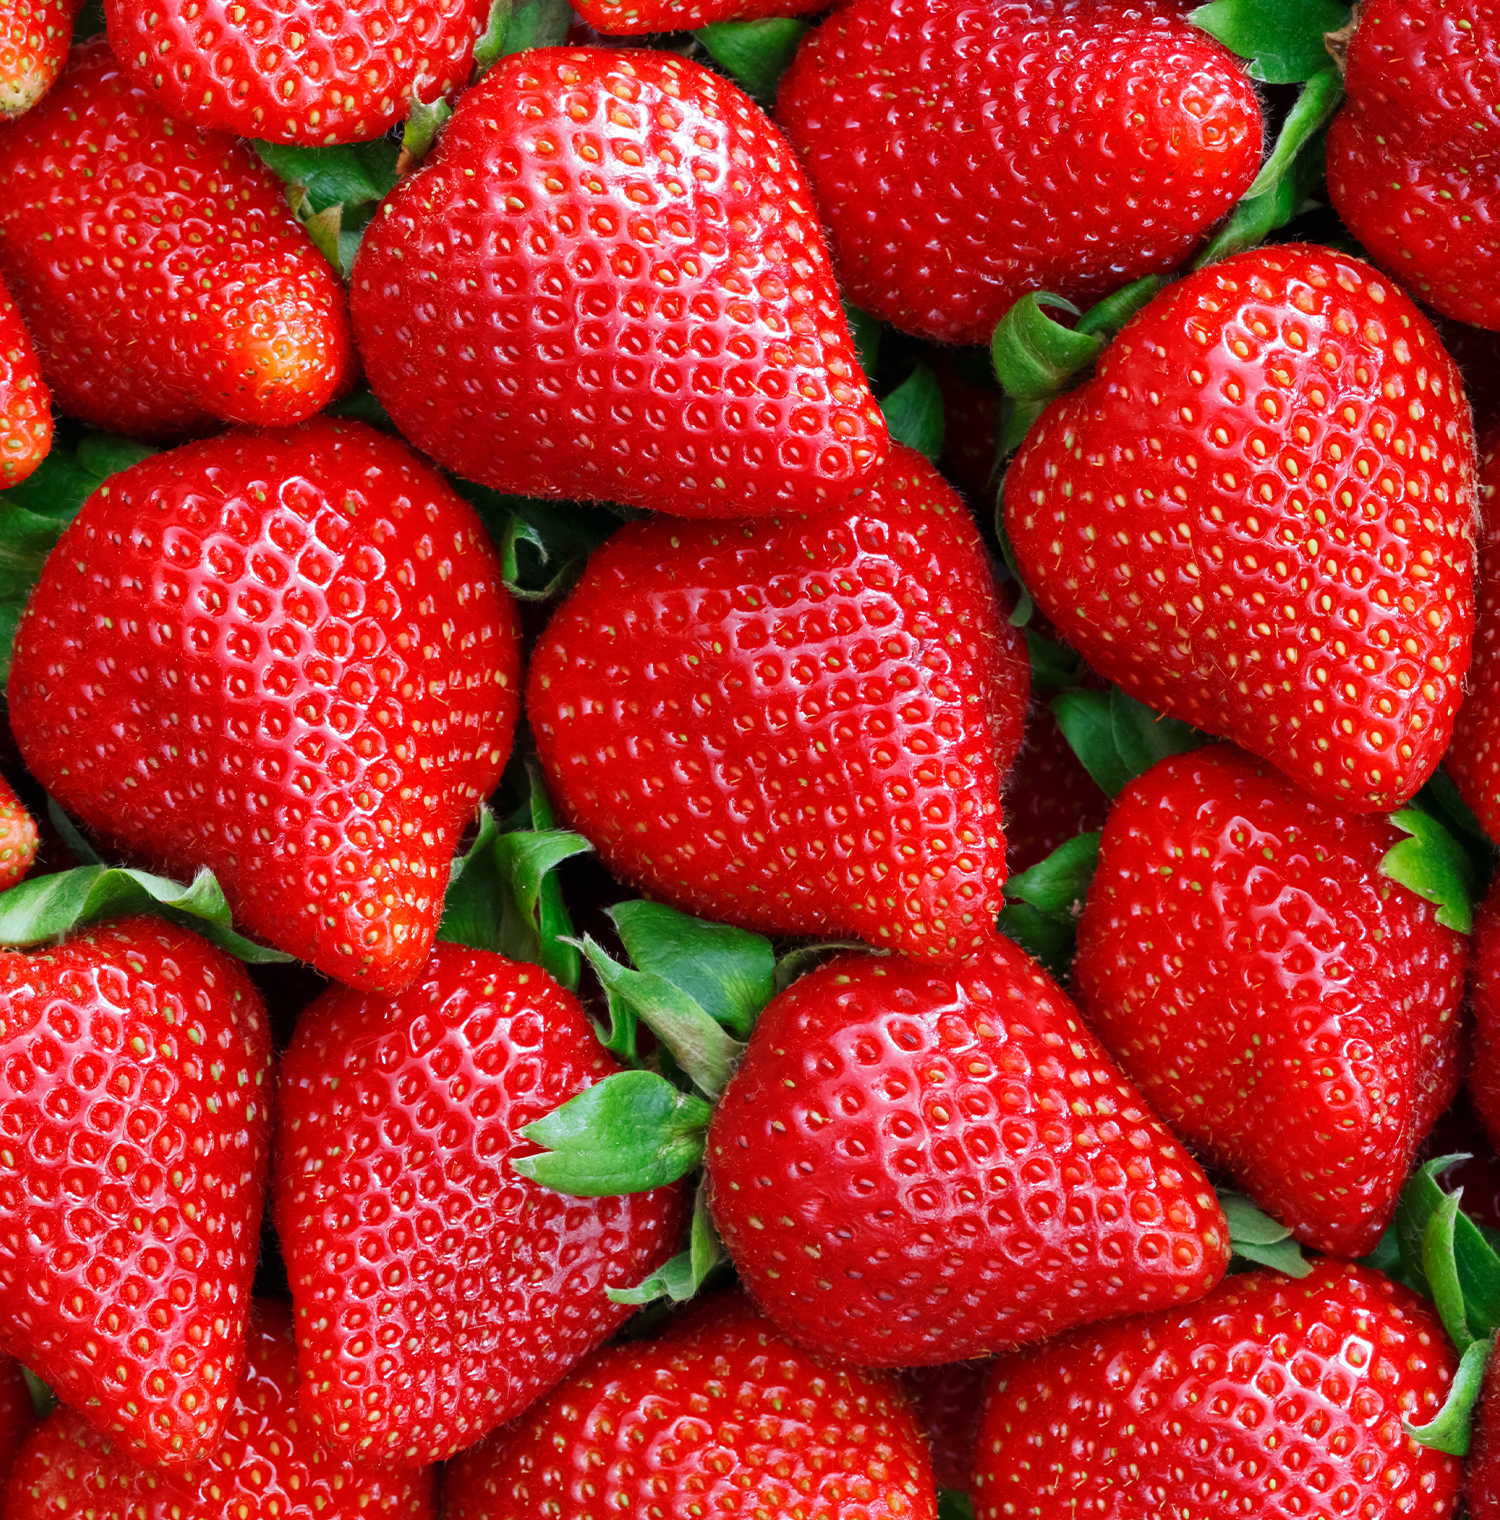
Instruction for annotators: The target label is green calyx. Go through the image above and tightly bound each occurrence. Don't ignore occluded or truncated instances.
[607,1186,725,1307]
[1220,1192,1312,1278]
[693,17,809,106]
[1050,684,1205,800]
[254,138,401,280]
[997,831,1100,979]
[1190,0,1352,85]
[879,362,945,462]
[1379,807,1481,936]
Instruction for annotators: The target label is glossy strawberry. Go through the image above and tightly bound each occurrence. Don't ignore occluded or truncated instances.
[0,270,49,486]
[972,1262,1462,1520]
[5,1299,436,1519]
[8,420,520,991]
[573,0,821,33]
[775,0,1262,346]
[0,0,79,116]
[706,939,1230,1365]
[1468,874,1500,1152]
[0,39,352,440]
[528,445,1027,959]
[0,1355,34,1493]
[0,774,37,889]
[352,47,887,521]
[1469,1345,1500,1519]
[1005,244,1476,813]
[1002,700,1110,874]
[442,1292,937,1519]
[0,919,273,1467]
[274,942,683,1465]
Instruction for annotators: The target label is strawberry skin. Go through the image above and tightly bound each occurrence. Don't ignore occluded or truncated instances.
[0,270,49,486]
[0,918,273,1469]
[1005,244,1476,813]
[528,446,1027,959]
[7,420,520,992]
[901,1361,986,1495]
[274,943,684,1465]
[1002,699,1109,874]
[351,47,887,520]
[0,773,37,889]
[0,1355,34,1494]
[0,0,80,117]
[1073,745,1466,1258]
[573,0,822,33]
[774,0,1262,346]
[972,1262,1462,1520]
[1467,874,1500,1152]
[706,941,1230,1366]
[0,39,352,439]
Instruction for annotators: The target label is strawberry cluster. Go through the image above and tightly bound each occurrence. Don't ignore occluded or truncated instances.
[1,0,1500,1517]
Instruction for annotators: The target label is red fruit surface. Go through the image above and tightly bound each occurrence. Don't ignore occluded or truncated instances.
[931,356,1001,504]
[5,1300,436,1519]
[1419,1094,1500,1236]
[7,420,520,992]
[0,39,352,439]
[706,941,1230,1366]
[1468,874,1500,1153]
[1002,701,1110,874]
[1073,745,1465,1258]
[0,0,80,116]
[106,0,488,144]
[775,0,1262,346]
[0,919,273,1468]
[0,269,49,486]
[441,1293,937,1519]
[0,1355,35,1494]
[352,47,887,520]
[528,446,1027,959]
[972,1262,1462,1520]
[0,772,37,889]
[901,1361,986,1495]
[574,0,822,34]
[274,943,683,1465]
[1005,244,1476,813]
[1469,1343,1500,1519]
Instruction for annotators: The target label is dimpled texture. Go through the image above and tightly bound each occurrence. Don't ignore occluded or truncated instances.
[0,0,80,116]
[1005,245,1476,813]
[8,421,520,992]
[774,0,1261,346]
[4,1301,436,1519]
[442,1295,936,1520]
[0,270,50,486]
[0,919,273,1469]
[352,48,887,521]
[1466,877,1500,1152]
[706,944,1230,1366]
[274,944,683,1466]
[1002,701,1109,874]
[573,0,822,34]
[1075,746,1465,1258]
[106,0,488,144]
[0,40,352,440]
[528,447,1027,959]
[972,1263,1462,1520]
[0,773,38,888]
[1468,1348,1500,1519]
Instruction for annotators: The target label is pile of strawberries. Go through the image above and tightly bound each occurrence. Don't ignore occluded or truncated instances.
[3,0,1500,1515]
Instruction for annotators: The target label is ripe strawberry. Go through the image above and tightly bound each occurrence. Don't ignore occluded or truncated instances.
[1468,1348,1500,1519]
[5,1299,436,1519]
[0,0,80,117]
[351,47,887,521]
[274,942,683,1465]
[1004,244,1476,813]
[1328,0,1500,332]
[7,419,520,992]
[971,1261,1462,1519]
[0,774,36,890]
[774,0,1263,347]
[1002,700,1110,874]
[527,445,1026,957]
[0,918,273,1467]
[0,271,49,486]
[441,1291,937,1519]
[0,1355,35,1493]
[572,0,821,32]
[901,1361,986,1495]
[1467,875,1500,1152]
[106,0,489,145]
[1073,745,1466,1258]
[0,39,353,440]
[705,938,1230,1365]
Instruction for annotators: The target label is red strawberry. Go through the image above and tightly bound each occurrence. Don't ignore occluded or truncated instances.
[1072,745,1466,1258]
[0,39,352,440]
[1005,244,1477,813]
[0,0,80,117]
[273,942,683,1465]
[0,1355,35,1493]
[774,0,1263,346]
[351,47,887,521]
[1467,874,1500,1152]
[573,0,822,32]
[527,445,1027,958]
[0,774,37,890]
[1328,0,1500,332]
[441,1291,937,1519]
[971,1261,1462,1520]
[5,1299,436,1519]
[901,1361,986,1495]
[1468,1348,1500,1519]
[0,918,273,1467]
[930,354,1001,504]
[106,0,488,145]
[705,938,1230,1365]
[7,419,520,992]
[1002,700,1110,874]
[0,270,49,486]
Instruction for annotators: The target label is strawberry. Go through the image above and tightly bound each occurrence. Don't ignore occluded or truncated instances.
[971,1261,1462,1520]
[0,917,273,1467]
[901,1361,986,1495]
[0,1355,35,1493]
[7,419,520,991]
[350,47,887,521]
[773,0,1263,347]
[572,0,821,32]
[0,773,36,889]
[1327,0,1500,332]
[527,445,1027,958]
[1004,244,1477,813]
[1002,700,1110,875]
[1467,874,1500,1152]
[0,0,79,117]
[1072,744,1466,1258]
[5,1299,436,1518]
[1469,1350,1500,1519]
[441,1291,937,1519]
[0,39,353,440]
[0,271,49,486]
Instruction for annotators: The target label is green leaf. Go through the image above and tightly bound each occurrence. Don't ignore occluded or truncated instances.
[1050,687,1204,798]
[991,293,1101,405]
[400,93,454,170]
[471,0,512,75]
[1109,688,1206,781]
[21,1367,54,1420]
[938,1493,976,1520]
[498,0,571,52]
[1395,1157,1500,1339]
[1231,1234,1315,1277]
[1190,0,1352,83]
[1405,1335,1493,1456]
[995,901,1077,979]
[46,797,102,866]
[1423,1188,1474,1352]
[1381,809,1477,934]
[1220,1191,1312,1276]
[693,17,809,104]
[1025,631,1083,691]
[514,1070,712,1196]
[1005,832,1100,924]
[771,939,872,995]
[607,1186,725,1306]
[455,485,622,602]
[844,302,881,382]
[436,806,506,952]
[1244,69,1344,199]
[880,363,945,462]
